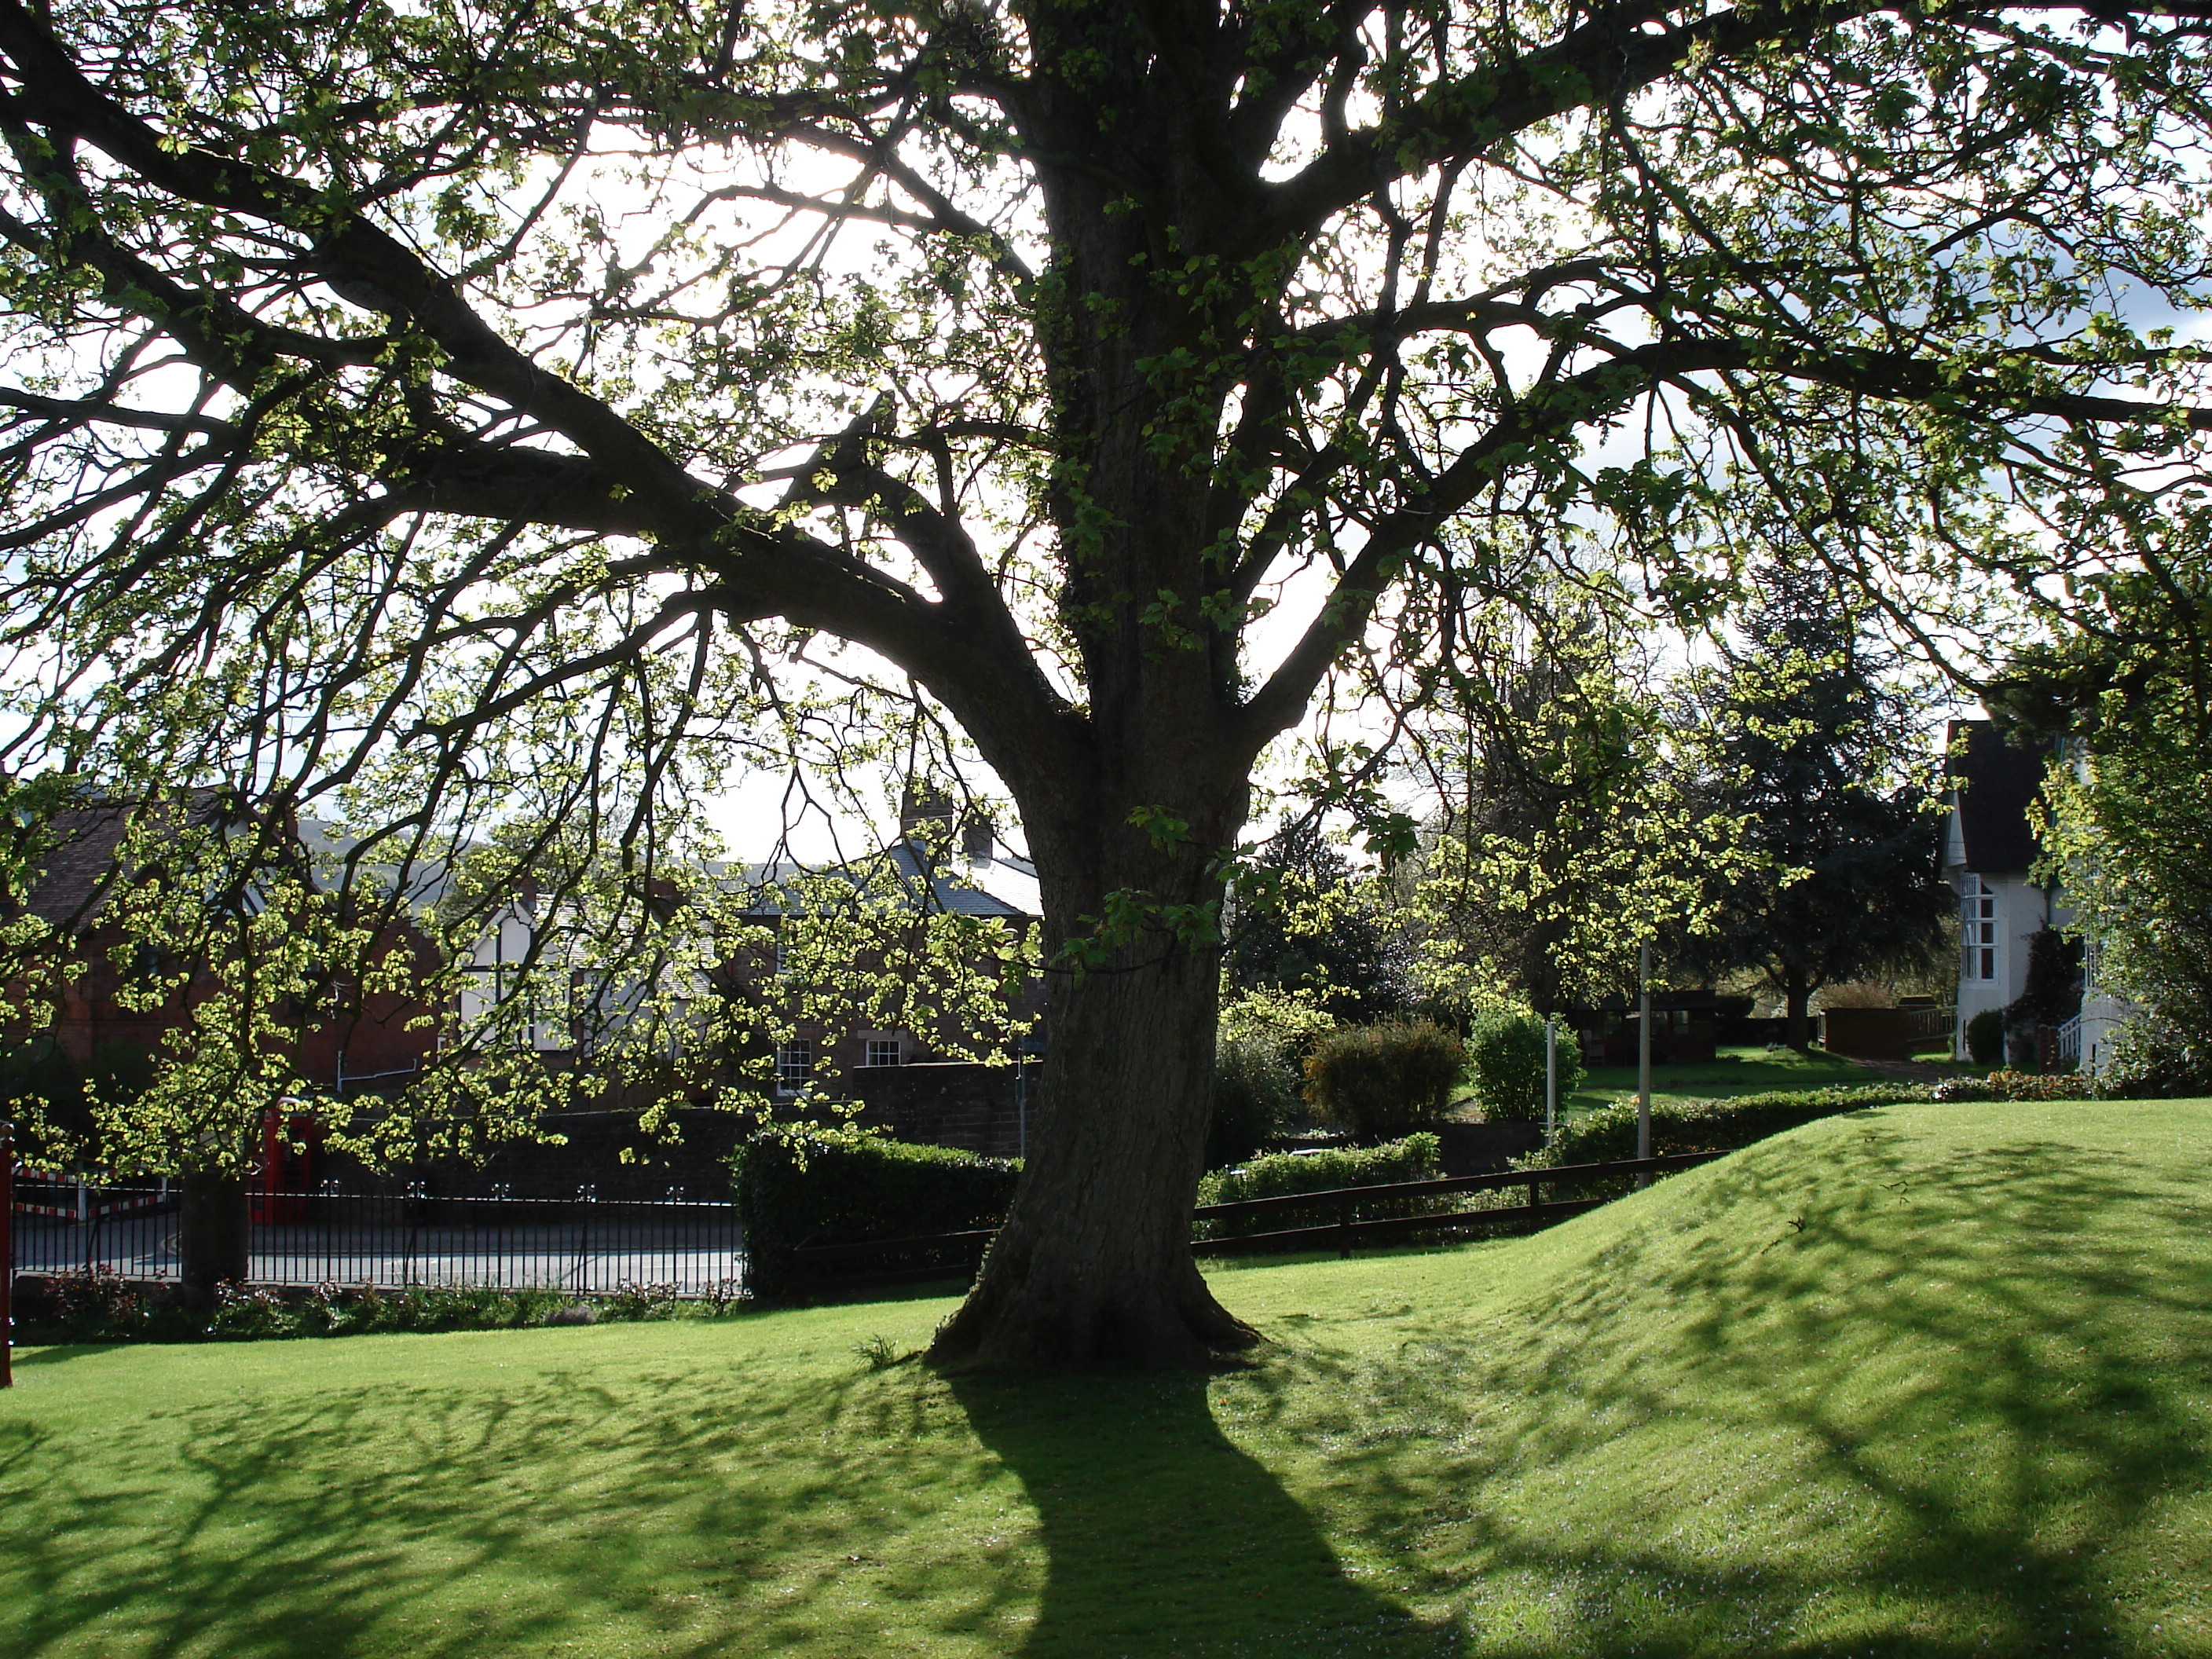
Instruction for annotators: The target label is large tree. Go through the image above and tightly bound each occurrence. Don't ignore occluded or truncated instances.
[3,0,2212,1364]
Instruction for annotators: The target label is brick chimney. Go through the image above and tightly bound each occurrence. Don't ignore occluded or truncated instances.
[899,782,954,844]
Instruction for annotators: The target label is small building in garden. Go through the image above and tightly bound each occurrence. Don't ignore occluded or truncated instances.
[1566,990,1723,1067]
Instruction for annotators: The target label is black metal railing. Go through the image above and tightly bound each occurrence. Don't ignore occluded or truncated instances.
[782,1150,1728,1291]
[10,1177,744,1298]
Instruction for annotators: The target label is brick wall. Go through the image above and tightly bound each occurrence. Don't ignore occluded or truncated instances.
[848,1060,1032,1160]
[313,1108,749,1199]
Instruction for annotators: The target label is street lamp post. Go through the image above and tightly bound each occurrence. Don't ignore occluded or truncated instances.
[1,1119,13,1389]
[1637,943,1653,1191]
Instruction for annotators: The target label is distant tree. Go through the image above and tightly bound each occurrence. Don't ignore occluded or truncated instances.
[1396,588,1742,1013]
[1680,573,1949,1049]
[1225,818,1404,1026]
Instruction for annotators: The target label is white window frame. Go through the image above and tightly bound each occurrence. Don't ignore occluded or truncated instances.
[1961,874,1999,983]
[863,1037,903,1069]
[775,1040,814,1095]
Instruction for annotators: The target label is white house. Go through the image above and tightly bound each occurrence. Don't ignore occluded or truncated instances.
[1943,720,2126,1074]
[449,801,1042,1088]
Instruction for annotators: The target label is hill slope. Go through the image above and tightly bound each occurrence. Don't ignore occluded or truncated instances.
[3,1101,2209,1657]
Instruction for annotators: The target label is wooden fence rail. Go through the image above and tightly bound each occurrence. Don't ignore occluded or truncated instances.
[783,1149,1725,1289]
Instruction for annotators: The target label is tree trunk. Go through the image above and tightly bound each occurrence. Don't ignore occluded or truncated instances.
[931,782,1258,1370]
[179,1172,249,1306]
[1783,973,1814,1052]
[930,928,1253,1368]
[926,90,1280,1367]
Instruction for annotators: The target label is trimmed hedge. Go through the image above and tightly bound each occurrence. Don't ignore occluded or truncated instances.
[1932,1069,2094,1103]
[1530,1082,1936,1170]
[1195,1131,1441,1240]
[16,1269,730,1345]
[732,1124,1020,1298]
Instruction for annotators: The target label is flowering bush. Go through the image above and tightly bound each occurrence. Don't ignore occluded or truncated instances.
[1930,1076,1994,1103]
[42,1265,150,1339]
[1989,1069,2093,1101]
[1935,1070,2093,1103]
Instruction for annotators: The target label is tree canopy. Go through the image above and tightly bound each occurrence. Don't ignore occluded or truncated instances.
[5,0,2212,1364]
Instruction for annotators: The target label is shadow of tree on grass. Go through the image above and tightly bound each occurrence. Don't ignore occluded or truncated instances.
[0,1350,1043,1659]
[1229,1116,2212,1655]
[951,1369,1456,1658]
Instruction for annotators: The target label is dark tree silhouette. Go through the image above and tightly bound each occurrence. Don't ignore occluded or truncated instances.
[1682,573,1949,1049]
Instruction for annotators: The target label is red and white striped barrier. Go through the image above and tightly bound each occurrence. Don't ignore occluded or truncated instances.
[10,1189,173,1219]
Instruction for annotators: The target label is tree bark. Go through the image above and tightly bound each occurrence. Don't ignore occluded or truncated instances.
[179,1171,249,1307]
[930,935,1252,1369]
[931,779,1258,1370]
[1783,973,1814,1053]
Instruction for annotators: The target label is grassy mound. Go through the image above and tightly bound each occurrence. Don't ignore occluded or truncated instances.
[5,1101,2210,1657]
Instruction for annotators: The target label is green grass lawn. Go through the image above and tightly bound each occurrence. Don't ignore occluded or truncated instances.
[8,1100,2212,1657]
[1560,1041,1922,1116]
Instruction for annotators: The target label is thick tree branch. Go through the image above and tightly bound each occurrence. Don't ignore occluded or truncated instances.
[1235,335,2212,755]
[0,0,1088,800]
[1253,0,2212,251]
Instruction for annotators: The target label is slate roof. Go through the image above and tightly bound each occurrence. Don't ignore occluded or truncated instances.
[20,804,132,926]
[723,840,1038,922]
[1947,719,2048,875]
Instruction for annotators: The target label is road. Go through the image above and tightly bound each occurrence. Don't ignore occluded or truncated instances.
[10,1210,745,1297]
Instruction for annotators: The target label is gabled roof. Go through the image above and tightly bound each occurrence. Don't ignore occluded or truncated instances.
[19,789,238,929]
[720,840,1038,922]
[1946,719,2047,875]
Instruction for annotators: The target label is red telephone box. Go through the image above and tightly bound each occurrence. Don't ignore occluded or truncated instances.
[250,1106,320,1224]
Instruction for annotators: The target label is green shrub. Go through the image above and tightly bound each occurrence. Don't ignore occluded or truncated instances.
[21,1276,716,1344]
[1195,1131,1441,1239]
[731,1123,1020,1298]
[1301,1020,1464,1140]
[1466,1010,1584,1122]
[2098,1012,2212,1097]
[1534,1082,1934,1170]
[209,1284,291,1339]
[1209,1032,1301,1166]
[1965,1009,2005,1066]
